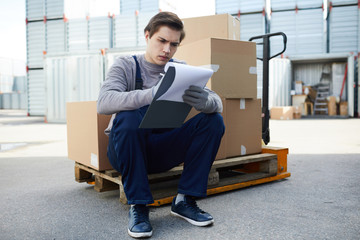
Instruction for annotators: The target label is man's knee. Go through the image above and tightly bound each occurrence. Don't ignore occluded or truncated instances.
[113,110,142,132]
[202,113,225,135]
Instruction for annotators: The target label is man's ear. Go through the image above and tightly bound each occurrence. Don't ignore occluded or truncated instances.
[144,31,150,43]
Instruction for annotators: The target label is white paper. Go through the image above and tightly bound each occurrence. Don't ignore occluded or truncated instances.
[157,62,214,102]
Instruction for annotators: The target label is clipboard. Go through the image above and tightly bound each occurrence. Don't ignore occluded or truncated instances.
[139,63,214,128]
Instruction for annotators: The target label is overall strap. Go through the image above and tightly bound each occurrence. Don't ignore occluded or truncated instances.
[132,55,143,90]
[132,56,174,90]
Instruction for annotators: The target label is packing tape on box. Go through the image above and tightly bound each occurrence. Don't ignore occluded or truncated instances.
[200,64,220,73]
[91,153,99,168]
[249,66,257,75]
[241,145,246,155]
[240,99,246,109]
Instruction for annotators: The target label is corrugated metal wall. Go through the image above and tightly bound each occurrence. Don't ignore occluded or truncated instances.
[45,52,104,122]
[27,21,46,69]
[270,11,297,56]
[26,0,45,21]
[216,0,264,15]
[67,19,88,52]
[216,0,238,15]
[269,58,292,107]
[271,0,296,11]
[28,69,45,115]
[46,19,67,53]
[45,0,64,19]
[293,63,328,87]
[329,5,359,53]
[296,9,325,55]
[238,0,265,13]
[140,0,159,12]
[121,0,140,14]
[270,8,325,56]
[332,0,358,6]
[271,0,323,10]
[239,13,265,58]
[88,17,112,50]
[137,12,155,46]
[113,15,137,48]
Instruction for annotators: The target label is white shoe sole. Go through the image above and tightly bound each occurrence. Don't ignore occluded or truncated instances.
[171,211,214,227]
[128,229,153,238]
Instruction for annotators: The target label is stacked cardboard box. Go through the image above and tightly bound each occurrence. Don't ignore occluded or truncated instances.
[177,14,262,160]
[67,101,112,171]
[270,107,294,120]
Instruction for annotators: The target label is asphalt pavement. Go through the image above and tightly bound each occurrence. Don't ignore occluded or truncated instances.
[1,109,359,240]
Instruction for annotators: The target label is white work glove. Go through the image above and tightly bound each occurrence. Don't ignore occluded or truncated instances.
[182,85,209,112]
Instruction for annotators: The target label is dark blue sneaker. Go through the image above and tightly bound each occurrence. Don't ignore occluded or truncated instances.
[128,205,153,238]
[171,196,214,226]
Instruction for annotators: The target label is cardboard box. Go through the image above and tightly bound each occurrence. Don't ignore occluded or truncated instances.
[328,96,337,116]
[186,98,262,159]
[224,99,262,158]
[293,106,302,119]
[67,101,113,171]
[340,101,348,116]
[175,38,257,98]
[181,14,240,46]
[270,106,294,120]
[292,95,307,115]
[303,86,317,102]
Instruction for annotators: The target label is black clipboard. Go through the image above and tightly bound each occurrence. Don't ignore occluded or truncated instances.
[139,66,192,128]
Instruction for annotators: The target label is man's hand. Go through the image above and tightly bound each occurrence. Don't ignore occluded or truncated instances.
[183,85,209,112]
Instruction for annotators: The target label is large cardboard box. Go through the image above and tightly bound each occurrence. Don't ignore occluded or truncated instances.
[175,38,257,98]
[186,98,262,159]
[181,14,240,46]
[224,99,262,157]
[270,106,294,120]
[67,101,112,171]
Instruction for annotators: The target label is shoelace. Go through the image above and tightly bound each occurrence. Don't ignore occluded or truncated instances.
[185,197,205,214]
[132,205,149,224]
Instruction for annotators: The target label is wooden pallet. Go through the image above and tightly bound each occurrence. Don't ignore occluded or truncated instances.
[75,147,290,206]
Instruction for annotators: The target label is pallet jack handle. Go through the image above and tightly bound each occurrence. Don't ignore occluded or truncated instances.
[249,32,287,145]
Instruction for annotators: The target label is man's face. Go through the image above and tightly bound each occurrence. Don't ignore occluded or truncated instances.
[144,26,181,66]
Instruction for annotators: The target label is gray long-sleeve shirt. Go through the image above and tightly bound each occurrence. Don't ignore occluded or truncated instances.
[97,54,222,134]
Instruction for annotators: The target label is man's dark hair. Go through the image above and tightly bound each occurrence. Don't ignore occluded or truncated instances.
[144,12,185,43]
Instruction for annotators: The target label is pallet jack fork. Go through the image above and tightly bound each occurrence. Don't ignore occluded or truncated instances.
[74,33,290,206]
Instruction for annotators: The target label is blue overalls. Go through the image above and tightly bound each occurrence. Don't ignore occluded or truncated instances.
[107,56,225,205]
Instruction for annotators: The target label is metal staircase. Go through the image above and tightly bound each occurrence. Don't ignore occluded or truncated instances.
[314,68,331,115]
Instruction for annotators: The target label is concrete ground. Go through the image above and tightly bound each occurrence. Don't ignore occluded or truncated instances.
[1,109,359,240]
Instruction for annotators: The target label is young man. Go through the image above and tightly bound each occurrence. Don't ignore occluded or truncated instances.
[97,12,225,238]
